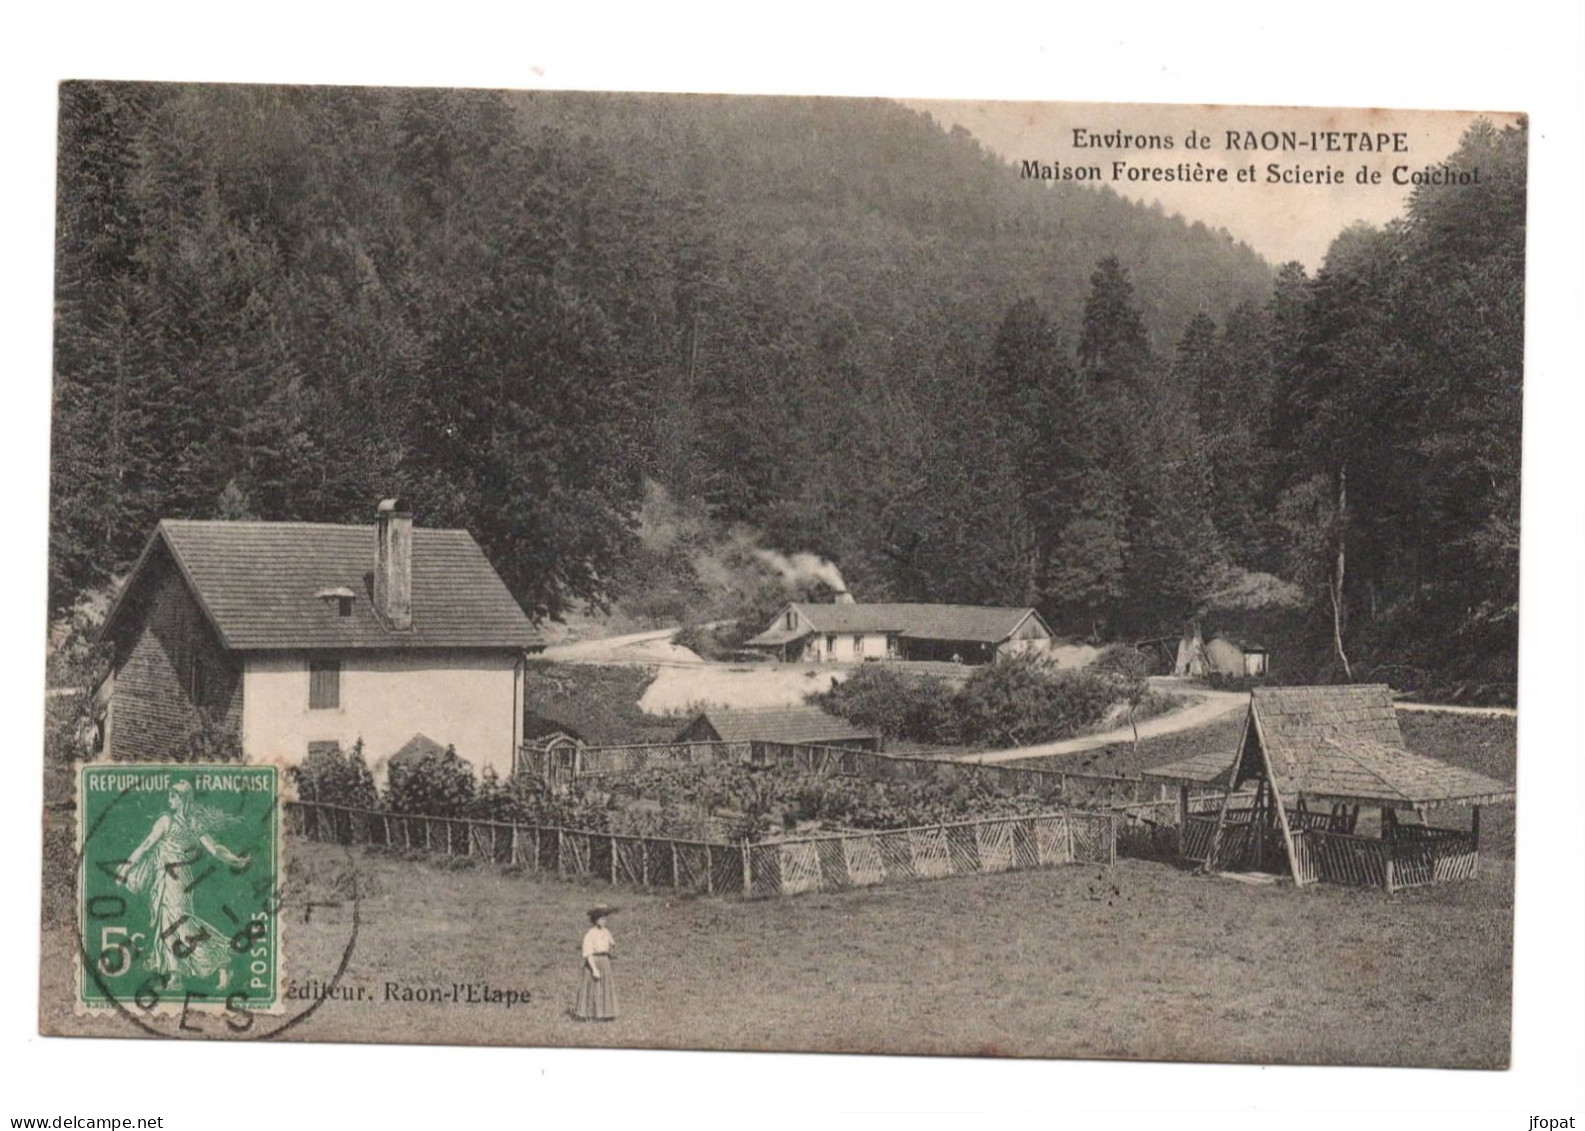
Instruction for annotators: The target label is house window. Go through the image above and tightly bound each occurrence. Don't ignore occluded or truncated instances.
[853,635,865,656]
[308,660,341,709]
[185,652,205,706]
[785,610,796,630]
[825,634,836,656]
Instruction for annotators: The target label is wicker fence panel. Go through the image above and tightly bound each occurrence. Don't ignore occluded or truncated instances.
[945,825,981,874]
[875,831,916,880]
[1010,819,1040,869]
[1288,829,1318,885]
[711,844,745,897]
[562,831,592,877]
[841,834,886,887]
[1181,816,1217,862]
[911,827,953,878]
[673,842,712,893]
[1069,813,1115,864]
[777,841,822,895]
[285,802,1113,901]
[975,819,1016,873]
[508,826,530,867]
[1389,829,1478,889]
[1033,815,1070,865]
[812,838,847,892]
[748,844,782,898]
[1309,829,1389,888]
[610,836,641,886]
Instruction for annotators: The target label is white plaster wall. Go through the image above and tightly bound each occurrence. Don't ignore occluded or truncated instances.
[242,651,523,780]
[815,632,895,662]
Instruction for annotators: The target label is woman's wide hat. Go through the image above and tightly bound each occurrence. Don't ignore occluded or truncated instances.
[587,904,619,921]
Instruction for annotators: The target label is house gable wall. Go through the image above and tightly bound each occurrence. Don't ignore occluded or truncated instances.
[108,563,242,761]
[241,650,523,779]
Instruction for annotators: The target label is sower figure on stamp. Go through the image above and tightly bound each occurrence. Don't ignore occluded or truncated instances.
[115,780,251,991]
[572,905,618,1021]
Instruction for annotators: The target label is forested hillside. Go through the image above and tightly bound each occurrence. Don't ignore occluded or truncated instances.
[50,85,1523,699]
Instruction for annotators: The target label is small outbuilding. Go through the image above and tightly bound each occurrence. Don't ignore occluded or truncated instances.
[745,599,1054,665]
[1177,625,1269,678]
[673,705,881,750]
[1143,684,1514,891]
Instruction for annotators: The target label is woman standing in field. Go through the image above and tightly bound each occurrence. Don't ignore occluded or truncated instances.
[572,906,618,1021]
[115,780,251,990]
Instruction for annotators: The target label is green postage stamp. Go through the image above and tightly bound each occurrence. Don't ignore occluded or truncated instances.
[77,764,281,1015]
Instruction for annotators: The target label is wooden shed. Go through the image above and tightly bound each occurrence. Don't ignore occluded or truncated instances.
[674,705,881,750]
[1142,685,1513,891]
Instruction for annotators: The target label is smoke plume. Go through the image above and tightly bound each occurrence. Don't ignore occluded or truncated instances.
[752,550,847,594]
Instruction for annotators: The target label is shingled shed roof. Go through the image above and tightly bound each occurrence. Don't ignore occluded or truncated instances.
[104,520,543,652]
[1253,684,1405,766]
[1144,684,1515,808]
[676,705,878,746]
[1297,737,1514,807]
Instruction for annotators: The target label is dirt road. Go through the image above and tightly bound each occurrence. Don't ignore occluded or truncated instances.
[960,679,1249,764]
[538,627,704,665]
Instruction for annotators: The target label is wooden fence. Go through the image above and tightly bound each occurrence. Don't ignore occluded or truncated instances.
[1177,812,1478,891]
[286,801,1116,900]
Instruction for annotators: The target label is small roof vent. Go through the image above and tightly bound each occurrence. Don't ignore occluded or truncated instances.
[316,587,357,617]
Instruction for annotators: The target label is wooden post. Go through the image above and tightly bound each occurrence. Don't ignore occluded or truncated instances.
[671,840,680,889]
[1177,785,1191,855]
[1270,786,1304,887]
[741,842,753,897]
[556,828,565,876]
[641,838,651,887]
[1204,777,1239,873]
[1471,805,1481,878]
[704,843,714,895]
[610,835,618,886]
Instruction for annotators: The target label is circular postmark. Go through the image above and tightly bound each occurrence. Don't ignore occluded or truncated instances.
[73,763,359,1041]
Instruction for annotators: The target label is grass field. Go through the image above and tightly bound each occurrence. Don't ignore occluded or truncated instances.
[40,823,1513,1066]
[38,707,1516,1066]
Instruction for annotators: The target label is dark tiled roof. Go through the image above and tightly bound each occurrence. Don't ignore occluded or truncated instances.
[1145,685,1515,807]
[783,603,1046,644]
[677,705,877,746]
[106,520,543,652]
[389,733,448,767]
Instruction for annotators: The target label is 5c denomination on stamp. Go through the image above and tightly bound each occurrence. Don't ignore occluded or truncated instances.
[77,764,282,1019]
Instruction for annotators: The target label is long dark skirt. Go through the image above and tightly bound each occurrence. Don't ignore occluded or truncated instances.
[573,955,617,1020]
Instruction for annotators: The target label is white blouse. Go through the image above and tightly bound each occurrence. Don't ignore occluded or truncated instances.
[582,925,613,958]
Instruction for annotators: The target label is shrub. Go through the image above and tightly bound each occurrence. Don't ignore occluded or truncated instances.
[953,652,1117,747]
[386,744,477,817]
[290,739,378,808]
[807,665,958,744]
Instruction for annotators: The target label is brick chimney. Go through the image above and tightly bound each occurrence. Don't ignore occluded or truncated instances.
[374,498,413,630]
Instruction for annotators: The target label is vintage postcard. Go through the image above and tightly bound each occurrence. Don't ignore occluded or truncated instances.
[39,83,1524,1066]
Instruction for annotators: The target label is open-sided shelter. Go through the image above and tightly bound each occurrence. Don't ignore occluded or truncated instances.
[1142,685,1513,891]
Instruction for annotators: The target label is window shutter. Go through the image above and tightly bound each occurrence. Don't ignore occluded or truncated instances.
[308,661,341,709]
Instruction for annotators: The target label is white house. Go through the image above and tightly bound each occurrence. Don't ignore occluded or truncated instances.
[744,596,1054,665]
[99,500,543,779]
